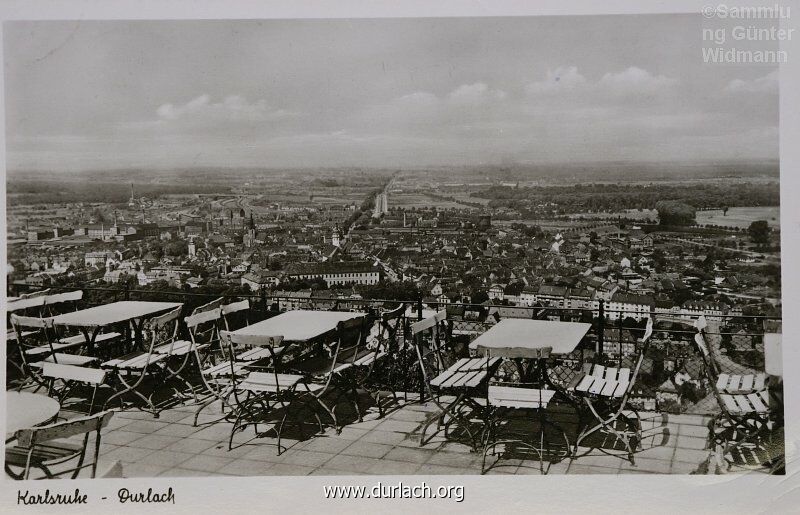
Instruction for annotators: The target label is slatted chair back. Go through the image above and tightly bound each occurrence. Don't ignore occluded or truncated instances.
[14,411,114,479]
[7,295,47,315]
[327,316,369,371]
[182,306,222,351]
[20,289,51,299]
[9,314,57,368]
[220,330,285,391]
[191,297,225,315]
[378,304,405,350]
[43,290,83,316]
[221,299,251,331]
[619,316,655,401]
[140,306,182,358]
[411,310,452,389]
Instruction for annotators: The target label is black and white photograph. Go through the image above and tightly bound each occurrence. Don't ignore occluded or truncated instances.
[1,1,795,509]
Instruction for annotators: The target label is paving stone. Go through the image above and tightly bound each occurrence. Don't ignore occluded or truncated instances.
[164,437,219,454]
[301,437,357,454]
[102,445,158,464]
[385,446,435,464]
[416,464,474,475]
[573,454,625,470]
[360,429,408,445]
[335,426,370,441]
[324,454,383,473]
[368,459,421,475]
[180,454,235,473]
[339,441,394,459]
[636,444,676,461]
[241,444,286,462]
[277,450,335,468]
[439,442,474,454]
[143,450,195,468]
[121,462,169,478]
[152,423,203,437]
[566,464,621,475]
[375,419,420,433]
[673,447,713,465]
[129,434,183,450]
[679,423,712,439]
[192,424,238,441]
[676,435,709,451]
[216,459,274,476]
[123,419,170,434]
[103,430,149,446]
[203,443,256,459]
[116,410,157,420]
[425,451,479,468]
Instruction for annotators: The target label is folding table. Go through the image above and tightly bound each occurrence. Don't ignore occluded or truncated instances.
[470,319,591,384]
[50,301,183,354]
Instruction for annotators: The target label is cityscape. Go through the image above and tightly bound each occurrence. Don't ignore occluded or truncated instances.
[3,14,784,483]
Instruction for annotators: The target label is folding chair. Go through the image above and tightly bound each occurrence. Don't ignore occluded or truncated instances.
[222,299,251,331]
[569,317,654,464]
[192,319,287,426]
[480,346,570,474]
[413,310,499,450]
[155,307,221,401]
[351,304,406,420]
[283,316,369,434]
[221,331,323,453]
[42,362,108,415]
[5,411,115,480]
[690,316,782,471]
[100,307,182,417]
[9,314,99,391]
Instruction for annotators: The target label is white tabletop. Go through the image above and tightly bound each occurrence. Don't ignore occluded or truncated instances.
[50,301,182,328]
[233,310,365,342]
[6,392,60,435]
[764,332,782,377]
[7,296,46,313]
[470,319,591,355]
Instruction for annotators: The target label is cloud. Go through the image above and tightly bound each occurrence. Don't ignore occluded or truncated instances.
[155,94,294,122]
[525,66,587,94]
[446,82,506,104]
[597,66,678,95]
[724,70,779,94]
[526,66,677,98]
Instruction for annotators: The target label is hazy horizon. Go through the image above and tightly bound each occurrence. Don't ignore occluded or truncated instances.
[5,15,779,172]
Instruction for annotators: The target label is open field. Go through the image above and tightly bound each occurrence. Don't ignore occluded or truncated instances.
[391,192,475,210]
[696,206,780,228]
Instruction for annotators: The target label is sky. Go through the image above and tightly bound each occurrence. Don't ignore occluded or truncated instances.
[4,15,779,172]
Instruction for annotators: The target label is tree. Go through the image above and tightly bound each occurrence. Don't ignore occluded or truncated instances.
[748,220,770,247]
[655,200,696,226]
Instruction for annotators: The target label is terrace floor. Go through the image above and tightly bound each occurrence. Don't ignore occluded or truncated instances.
[36,392,776,478]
